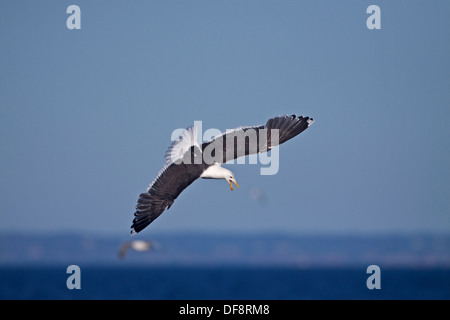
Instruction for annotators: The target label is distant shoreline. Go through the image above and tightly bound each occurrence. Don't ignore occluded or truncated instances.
[1,233,449,268]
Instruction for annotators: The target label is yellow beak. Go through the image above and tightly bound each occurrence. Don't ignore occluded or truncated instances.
[229,180,239,191]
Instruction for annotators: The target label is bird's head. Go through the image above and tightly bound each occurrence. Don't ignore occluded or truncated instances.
[223,169,239,191]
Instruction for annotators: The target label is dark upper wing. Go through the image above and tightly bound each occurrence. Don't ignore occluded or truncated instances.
[201,114,314,164]
[266,114,314,146]
[132,155,207,234]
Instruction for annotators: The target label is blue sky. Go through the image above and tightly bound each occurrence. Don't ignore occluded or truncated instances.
[1,1,449,236]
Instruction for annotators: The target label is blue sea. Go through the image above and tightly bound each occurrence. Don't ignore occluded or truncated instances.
[1,266,449,300]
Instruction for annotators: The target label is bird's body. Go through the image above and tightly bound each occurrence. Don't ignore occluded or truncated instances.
[118,240,157,259]
[131,114,314,234]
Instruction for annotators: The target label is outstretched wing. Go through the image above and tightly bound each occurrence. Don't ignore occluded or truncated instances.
[118,242,131,260]
[201,114,314,163]
[132,156,207,234]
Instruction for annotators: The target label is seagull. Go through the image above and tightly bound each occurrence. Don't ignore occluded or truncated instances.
[131,114,314,234]
[118,240,158,260]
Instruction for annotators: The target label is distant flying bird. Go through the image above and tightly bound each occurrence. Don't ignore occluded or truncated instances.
[118,240,158,259]
[249,187,267,205]
[131,114,314,234]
